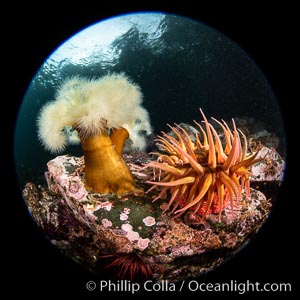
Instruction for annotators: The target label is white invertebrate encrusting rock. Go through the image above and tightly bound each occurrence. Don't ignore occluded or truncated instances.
[137,238,150,251]
[121,223,133,232]
[102,218,112,228]
[120,212,129,221]
[143,216,156,226]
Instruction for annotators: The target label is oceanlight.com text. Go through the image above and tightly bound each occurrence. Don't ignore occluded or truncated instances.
[187,280,292,294]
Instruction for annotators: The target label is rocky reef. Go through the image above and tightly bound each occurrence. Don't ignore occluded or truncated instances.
[22,118,285,281]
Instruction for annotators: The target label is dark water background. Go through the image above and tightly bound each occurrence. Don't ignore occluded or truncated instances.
[9,9,296,298]
[14,13,284,190]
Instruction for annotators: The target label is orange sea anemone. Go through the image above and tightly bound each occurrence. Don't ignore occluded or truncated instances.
[145,109,262,220]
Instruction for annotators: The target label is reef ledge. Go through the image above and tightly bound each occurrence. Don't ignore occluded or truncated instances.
[23,152,273,281]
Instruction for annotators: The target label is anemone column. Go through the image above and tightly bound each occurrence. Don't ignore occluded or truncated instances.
[80,128,135,195]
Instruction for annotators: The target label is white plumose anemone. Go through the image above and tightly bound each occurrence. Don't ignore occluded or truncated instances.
[37,73,152,194]
[37,73,152,153]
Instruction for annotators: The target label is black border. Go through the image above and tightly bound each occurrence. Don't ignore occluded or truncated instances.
[7,4,295,297]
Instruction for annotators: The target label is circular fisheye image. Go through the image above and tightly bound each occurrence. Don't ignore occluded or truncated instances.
[14,12,286,281]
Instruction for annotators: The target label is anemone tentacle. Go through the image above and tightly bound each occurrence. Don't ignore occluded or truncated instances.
[145,109,262,220]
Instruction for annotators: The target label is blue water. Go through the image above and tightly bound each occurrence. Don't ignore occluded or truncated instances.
[14,13,285,189]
